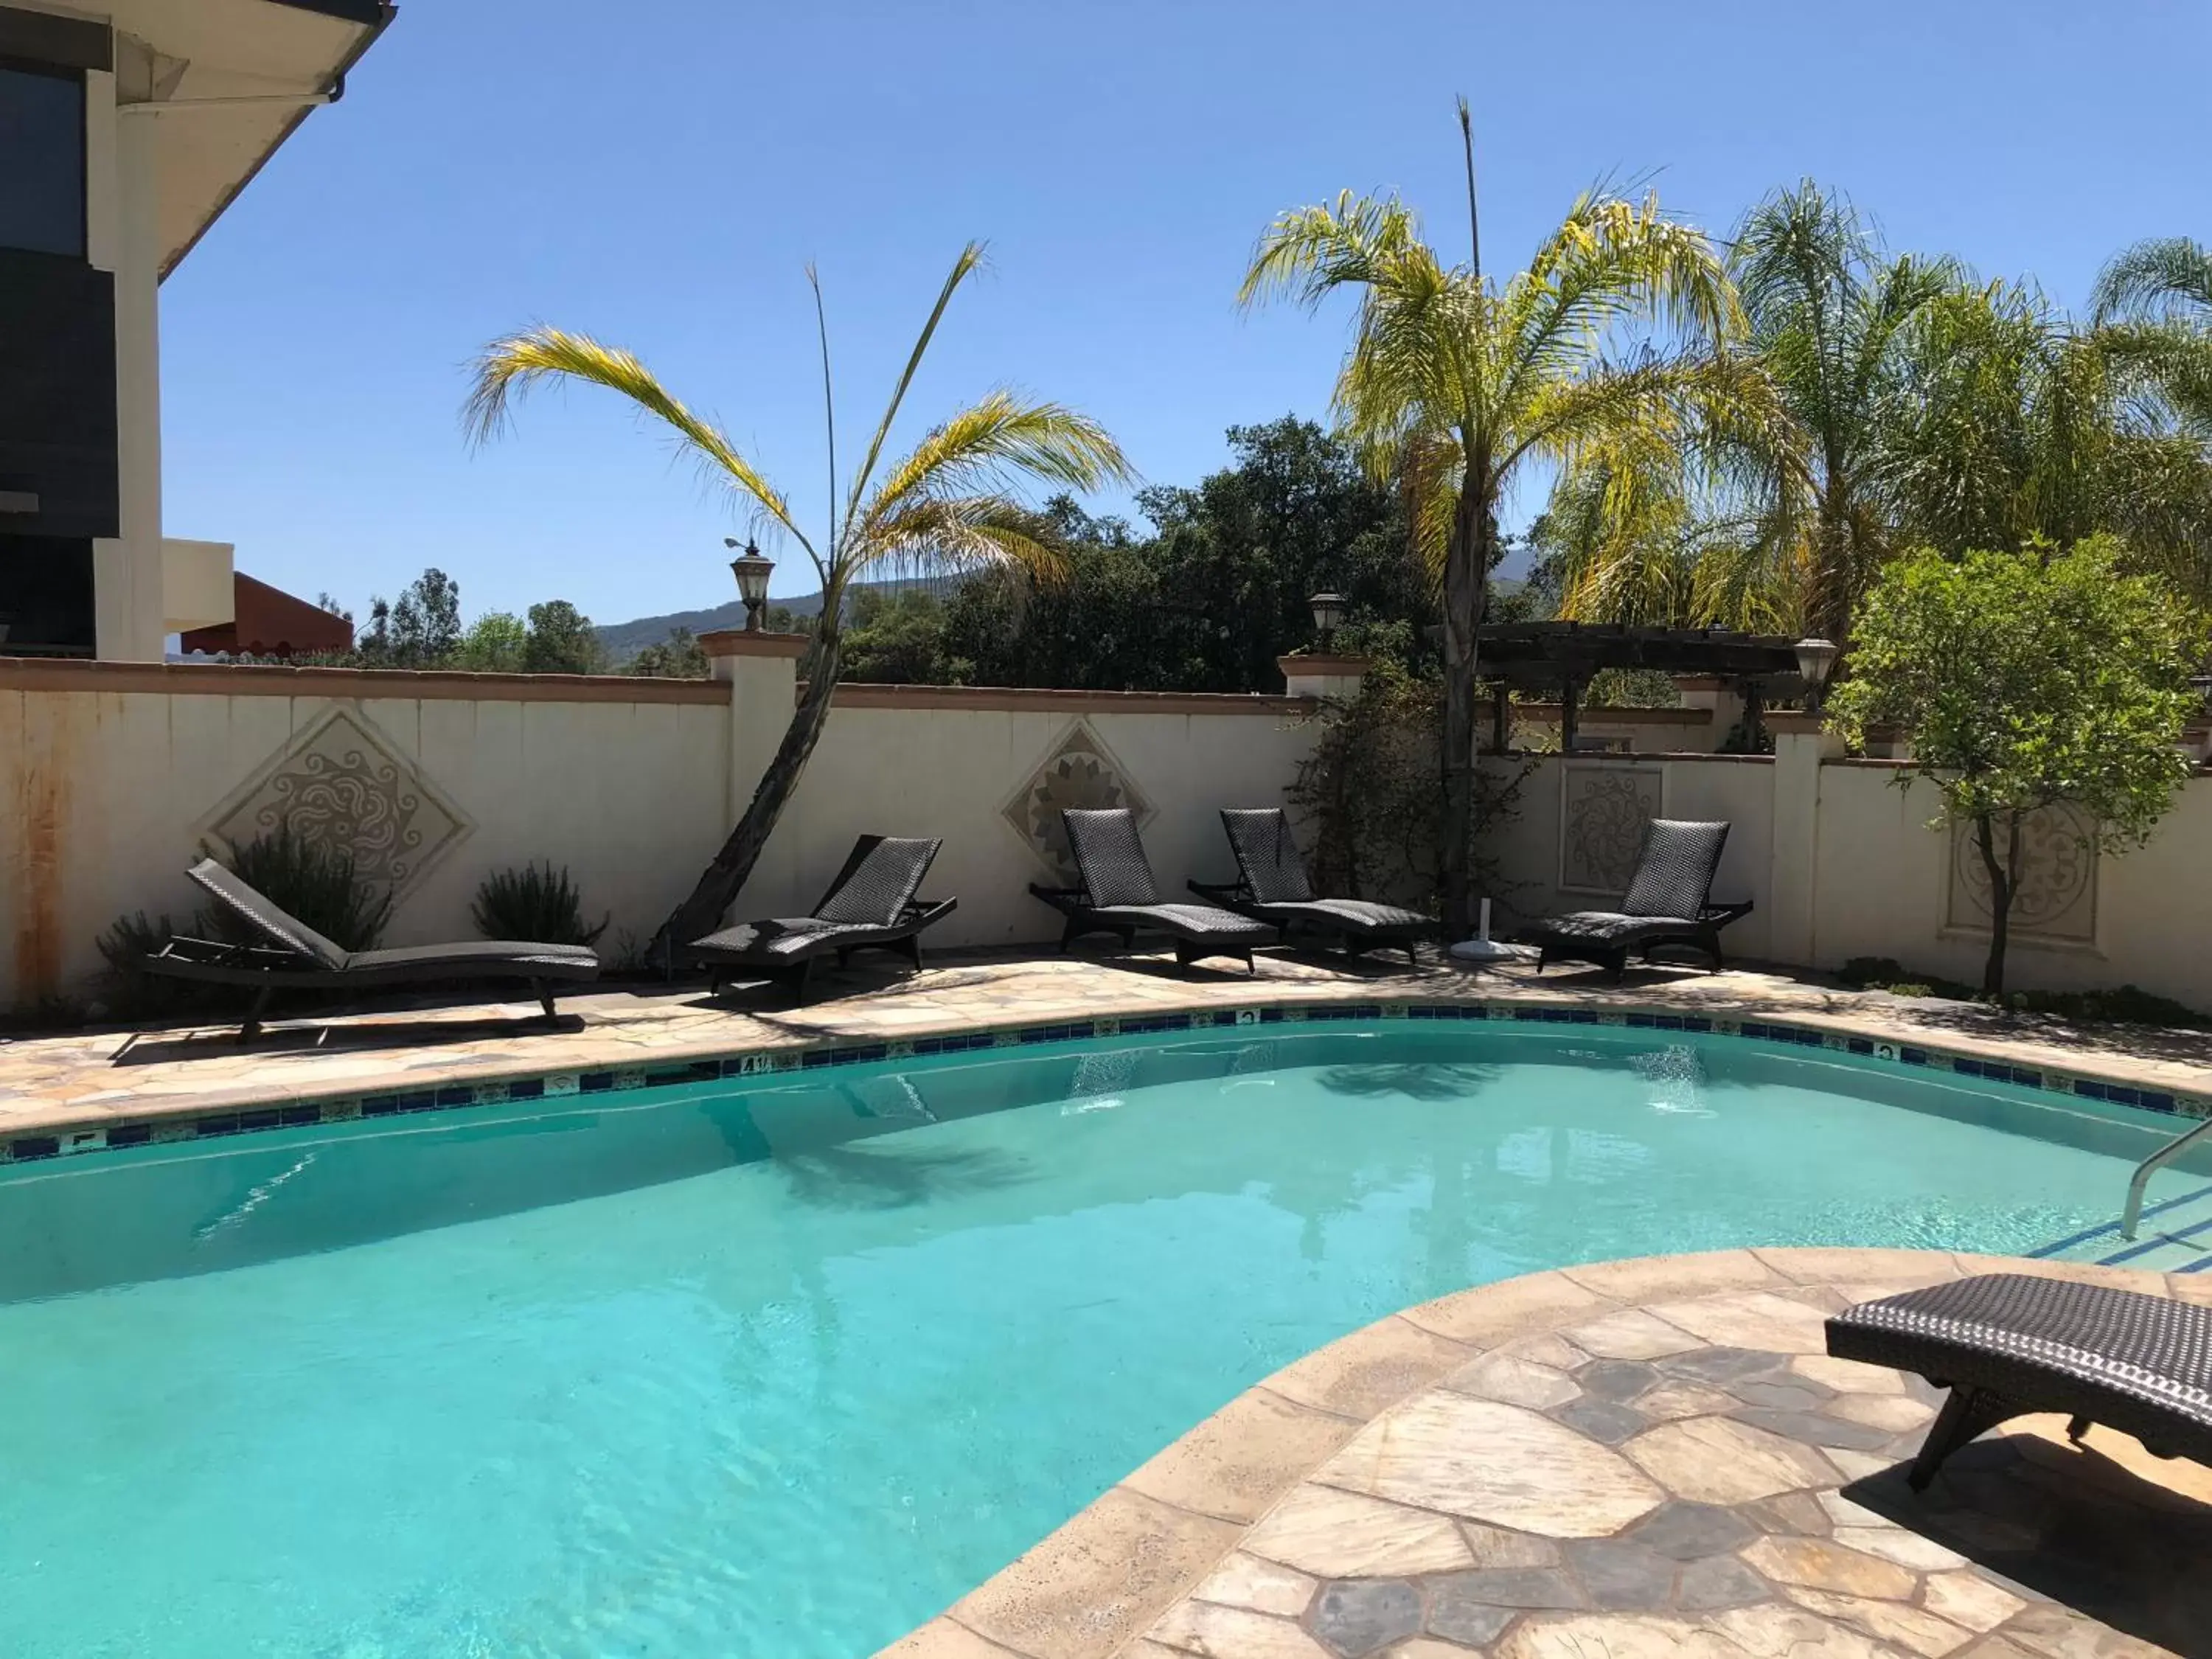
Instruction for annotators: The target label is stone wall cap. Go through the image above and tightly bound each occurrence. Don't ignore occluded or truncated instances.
[1276,654,1371,676]
[699,629,812,659]
[0,656,726,704]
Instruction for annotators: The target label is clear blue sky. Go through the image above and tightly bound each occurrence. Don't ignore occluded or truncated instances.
[161,0,2208,625]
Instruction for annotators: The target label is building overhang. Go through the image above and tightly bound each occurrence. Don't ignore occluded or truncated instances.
[21,0,394,278]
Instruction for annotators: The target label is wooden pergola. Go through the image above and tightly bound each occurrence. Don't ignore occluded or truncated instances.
[1473,622,1809,752]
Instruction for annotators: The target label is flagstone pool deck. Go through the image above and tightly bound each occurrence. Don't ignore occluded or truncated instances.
[886,1248,2211,1659]
[2,947,2210,1147]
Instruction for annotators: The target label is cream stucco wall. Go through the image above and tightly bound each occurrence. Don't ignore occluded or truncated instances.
[1809,762,2212,1008]
[1484,741,2212,1009]
[0,669,731,1001]
[751,698,1322,947]
[0,663,1324,1008]
[8,660,2208,1014]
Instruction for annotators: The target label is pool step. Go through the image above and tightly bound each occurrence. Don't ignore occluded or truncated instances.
[2029,1181,2212,1274]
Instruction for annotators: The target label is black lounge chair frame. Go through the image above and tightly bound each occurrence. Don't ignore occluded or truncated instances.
[1525,818,1752,979]
[689,834,955,1001]
[1827,1272,2212,1492]
[141,858,601,1041]
[1029,808,1273,975]
[1188,807,1436,967]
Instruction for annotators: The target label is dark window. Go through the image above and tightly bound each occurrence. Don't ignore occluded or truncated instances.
[0,535,96,655]
[0,63,84,258]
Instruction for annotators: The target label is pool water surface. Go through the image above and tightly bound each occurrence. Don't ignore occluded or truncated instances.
[0,1023,2181,1657]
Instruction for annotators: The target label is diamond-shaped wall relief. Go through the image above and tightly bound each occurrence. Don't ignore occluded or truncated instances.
[1001,719,1155,881]
[200,705,472,902]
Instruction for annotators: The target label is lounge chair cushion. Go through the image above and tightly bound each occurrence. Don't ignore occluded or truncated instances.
[346,940,602,972]
[1265,897,1433,933]
[812,835,939,926]
[1088,902,1273,940]
[692,918,882,959]
[1827,1273,2212,1461]
[1063,808,1164,907]
[1533,912,1697,945]
[1220,807,1316,904]
[1621,819,1731,919]
[188,858,352,970]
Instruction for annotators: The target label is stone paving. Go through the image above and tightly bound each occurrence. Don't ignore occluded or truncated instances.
[888,1250,2212,1659]
[4,947,2210,1142]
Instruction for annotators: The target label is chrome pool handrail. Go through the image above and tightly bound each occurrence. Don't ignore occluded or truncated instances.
[2122,1116,2212,1239]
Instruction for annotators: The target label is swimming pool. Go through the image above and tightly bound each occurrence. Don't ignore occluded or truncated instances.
[0,1021,2185,1657]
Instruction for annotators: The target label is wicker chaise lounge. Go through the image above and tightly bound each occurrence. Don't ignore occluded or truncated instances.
[1030,807,1273,974]
[1189,807,1436,967]
[142,858,602,1041]
[689,834,956,1001]
[1524,818,1752,978]
[1826,1273,2212,1491]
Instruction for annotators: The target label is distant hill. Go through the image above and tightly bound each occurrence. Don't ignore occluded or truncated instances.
[595,576,964,664]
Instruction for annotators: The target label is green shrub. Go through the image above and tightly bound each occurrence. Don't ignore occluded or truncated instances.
[471,862,608,946]
[92,910,209,1019]
[218,821,394,952]
[1836,956,2206,1028]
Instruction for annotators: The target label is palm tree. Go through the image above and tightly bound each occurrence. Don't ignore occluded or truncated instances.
[1885,275,2212,591]
[465,245,1132,959]
[2092,235,2212,439]
[1241,107,1786,933]
[1719,182,1961,640]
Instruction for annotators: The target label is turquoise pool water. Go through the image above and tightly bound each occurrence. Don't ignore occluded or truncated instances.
[0,1023,2185,1657]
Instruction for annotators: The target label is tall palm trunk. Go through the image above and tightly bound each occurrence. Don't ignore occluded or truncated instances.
[650,628,844,965]
[1439,459,1491,936]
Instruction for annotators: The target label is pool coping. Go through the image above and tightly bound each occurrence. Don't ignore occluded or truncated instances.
[6,972,2210,1171]
[4,984,2208,1169]
[877,1247,2210,1659]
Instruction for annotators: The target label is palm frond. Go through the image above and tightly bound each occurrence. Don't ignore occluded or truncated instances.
[464,326,814,557]
[851,495,1072,585]
[1237,192,1432,312]
[841,242,988,527]
[2091,236,2212,327]
[858,393,1132,538]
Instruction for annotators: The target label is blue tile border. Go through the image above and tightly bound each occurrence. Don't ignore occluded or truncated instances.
[7,995,2207,1166]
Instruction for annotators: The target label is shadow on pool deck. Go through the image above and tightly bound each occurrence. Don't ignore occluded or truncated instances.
[1846,1426,2212,1656]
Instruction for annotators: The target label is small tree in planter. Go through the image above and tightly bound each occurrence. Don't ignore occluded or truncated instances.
[1829,537,2204,994]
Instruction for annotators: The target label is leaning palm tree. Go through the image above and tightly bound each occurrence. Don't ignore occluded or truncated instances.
[466,245,1131,960]
[1241,108,1790,933]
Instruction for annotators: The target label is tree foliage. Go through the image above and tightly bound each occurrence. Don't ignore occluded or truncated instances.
[1534,187,2212,630]
[626,627,709,678]
[456,611,529,672]
[937,420,1432,691]
[521,600,605,674]
[1827,538,2205,992]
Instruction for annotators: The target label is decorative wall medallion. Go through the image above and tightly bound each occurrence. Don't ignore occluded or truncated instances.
[1944,804,2098,946]
[1001,719,1155,881]
[201,705,472,902]
[1559,762,1664,896]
